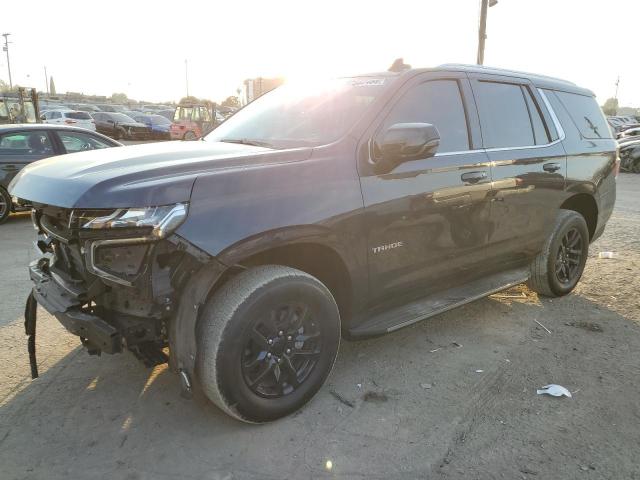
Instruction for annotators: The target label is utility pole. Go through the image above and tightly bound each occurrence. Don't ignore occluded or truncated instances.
[44,66,49,96]
[476,0,498,65]
[614,76,620,101]
[185,59,189,98]
[2,33,12,89]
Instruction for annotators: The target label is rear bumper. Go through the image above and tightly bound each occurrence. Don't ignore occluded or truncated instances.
[30,259,122,354]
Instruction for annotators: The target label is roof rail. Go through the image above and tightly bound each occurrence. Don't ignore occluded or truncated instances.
[437,63,577,86]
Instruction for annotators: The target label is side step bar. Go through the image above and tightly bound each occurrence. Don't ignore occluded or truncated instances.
[348,268,529,338]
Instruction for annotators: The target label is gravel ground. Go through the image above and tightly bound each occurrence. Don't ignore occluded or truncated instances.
[0,174,638,480]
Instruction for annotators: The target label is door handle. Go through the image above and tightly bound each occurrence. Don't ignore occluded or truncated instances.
[461,171,487,184]
[543,162,561,172]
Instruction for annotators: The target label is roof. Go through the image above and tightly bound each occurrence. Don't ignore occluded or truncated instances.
[0,124,122,144]
[432,64,594,96]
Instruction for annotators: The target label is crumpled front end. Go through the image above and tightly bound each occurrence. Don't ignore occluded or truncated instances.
[27,203,223,372]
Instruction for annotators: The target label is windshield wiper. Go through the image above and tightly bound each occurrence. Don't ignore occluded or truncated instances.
[219,138,276,149]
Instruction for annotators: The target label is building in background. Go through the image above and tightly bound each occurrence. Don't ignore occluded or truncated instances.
[240,77,284,106]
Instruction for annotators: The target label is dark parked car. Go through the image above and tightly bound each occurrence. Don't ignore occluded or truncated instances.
[132,114,172,139]
[92,112,150,140]
[0,124,120,223]
[10,65,617,423]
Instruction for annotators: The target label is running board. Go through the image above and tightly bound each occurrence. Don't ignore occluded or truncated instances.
[348,268,529,338]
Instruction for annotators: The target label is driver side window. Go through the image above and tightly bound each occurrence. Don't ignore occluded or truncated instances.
[380,80,470,154]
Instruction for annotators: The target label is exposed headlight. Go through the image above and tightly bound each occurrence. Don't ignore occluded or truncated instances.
[77,203,188,239]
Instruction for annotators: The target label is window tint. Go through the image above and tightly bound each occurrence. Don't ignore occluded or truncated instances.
[0,132,53,155]
[554,91,612,139]
[380,80,469,153]
[57,132,113,153]
[475,81,534,148]
[522,87,550,145]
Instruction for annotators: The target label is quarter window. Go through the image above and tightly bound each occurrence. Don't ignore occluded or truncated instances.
[554,91,612,139]
[380,80,469,154]
[475,81,536,148]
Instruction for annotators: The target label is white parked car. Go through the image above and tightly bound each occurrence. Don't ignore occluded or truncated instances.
[41,110,96,131]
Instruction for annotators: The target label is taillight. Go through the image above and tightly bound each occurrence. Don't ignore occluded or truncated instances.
[64,119,77,124]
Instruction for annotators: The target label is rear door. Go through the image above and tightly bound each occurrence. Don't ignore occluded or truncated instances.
[359,72,494,306]
[469,74,566,266]
[0,130,57,189]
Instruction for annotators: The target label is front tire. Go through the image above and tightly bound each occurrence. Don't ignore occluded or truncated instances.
[0,187,11,224]
[528,209,589,297]
[197,265,341,423]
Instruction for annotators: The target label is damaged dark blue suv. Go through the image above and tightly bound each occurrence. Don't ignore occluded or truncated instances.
[9,64,617,422]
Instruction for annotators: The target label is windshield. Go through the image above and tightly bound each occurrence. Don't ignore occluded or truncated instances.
[66,111,92,120]
[204,77,390,148]
[110,113,136,123]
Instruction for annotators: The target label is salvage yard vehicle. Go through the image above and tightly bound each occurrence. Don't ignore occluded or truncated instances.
[0,88,40,125]
[9,64,617,423]
[170,102,216,140]
[0,124,120,223]
[92,112,150,140]
[132,113,172,140]
[41,110,96,131]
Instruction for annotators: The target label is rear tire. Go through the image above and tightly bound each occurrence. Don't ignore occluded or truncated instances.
[528,209,589,297]
[184,131,197,141]
[197,265,341,423]
[0,187,11,224]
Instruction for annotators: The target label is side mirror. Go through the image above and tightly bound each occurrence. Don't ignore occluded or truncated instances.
[374,123,440,174]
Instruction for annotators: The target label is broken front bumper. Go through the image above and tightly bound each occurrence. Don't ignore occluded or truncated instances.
[30,259,122,354]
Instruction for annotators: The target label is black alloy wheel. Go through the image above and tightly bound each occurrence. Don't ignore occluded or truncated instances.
[241,303,322,398]
[197,265,341,423]
[555,227,583,285]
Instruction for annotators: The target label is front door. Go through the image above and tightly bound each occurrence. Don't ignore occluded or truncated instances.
[359,73,494,308]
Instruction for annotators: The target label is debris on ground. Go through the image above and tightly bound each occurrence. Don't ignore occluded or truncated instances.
[534,320,552,334]
[362,391,389,403]
[475,370,484,373]
[598,251,616,259]
[492,292,528,299]
[429,348,441,353]
[536,384,572,398]
[566,321,603,333]
[452,342,463,348]
[329,390,355,408]
[420,383,432,389]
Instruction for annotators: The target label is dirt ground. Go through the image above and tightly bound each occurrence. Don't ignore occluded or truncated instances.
[0,174,638,480]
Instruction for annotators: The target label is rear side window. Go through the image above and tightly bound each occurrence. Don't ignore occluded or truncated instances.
[65,112,92,120]
[475,81,535,148]
[554,91,612,139]
[380,80,469,153]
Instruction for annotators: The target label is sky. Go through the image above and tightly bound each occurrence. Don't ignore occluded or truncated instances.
[1,0,638,106]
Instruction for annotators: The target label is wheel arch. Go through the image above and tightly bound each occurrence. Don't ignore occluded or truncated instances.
[560,193,598,240]
[236,241,354,324]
